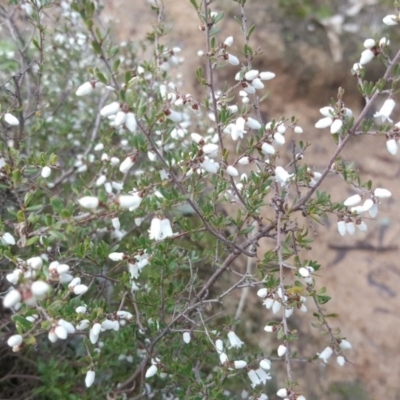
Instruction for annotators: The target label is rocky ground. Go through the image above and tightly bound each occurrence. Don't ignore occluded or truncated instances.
[102,1,399,399]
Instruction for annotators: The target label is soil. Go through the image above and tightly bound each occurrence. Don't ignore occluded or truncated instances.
[102,1,399,399]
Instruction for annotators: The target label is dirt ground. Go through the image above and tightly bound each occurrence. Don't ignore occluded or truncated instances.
[102,1,399,399]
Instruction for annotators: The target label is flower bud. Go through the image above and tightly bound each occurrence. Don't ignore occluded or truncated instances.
[78,196,99,209]
[85,370,95,388]
[277,344,287,356]
[4,113,19,126]
[7,334,23,347]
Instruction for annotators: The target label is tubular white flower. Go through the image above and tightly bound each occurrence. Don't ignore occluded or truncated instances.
[183,331,191,344]
[41,166,51,178]
[55,325,68,340]
[320,107,334,117]
[374,188,392,198]
[363,38,376,49]
[257,288,268,298]
[78,196,99,209]
[73,284,88,295]
[227,53,239,65]
[119,155,135,173]
[263,297,274,309]
[27,256,43,270]
[259,71,275,80]
[362,198,374,211]
[344,194,361,207]
[219,352,229,364]
[227,331,244,348]
[1,232,16,245]
[383,14,398,26]
[264,325,275,332]
[277,344,287,357]
[3,289,21,308]
[48,330,58,343]
[294,126,303,134]
[227,165,239,177]
[58,319,75,334]
[239,156,250,165]
[330,119,343,134]
[100,102,120,117]
[215,339,224,354]
[369,203,378,217]
[315,116,333,129]
[117,194,142,210]
[246,117,261,130]
[245,69,259,80]
[261,142,276,155]
[277,388,288,398]
[273,132,285,146]
[386,138,398,155]
[76,306,87,314]
[201,159,220,174]
[149,217,162,240]
[339,339,352,350]
[7,334,23,347]
[346,220,355,235]
[337,220,346,236]
[90,323,101,344]
[85,370,95,388]
[202,143,219,156]
[272,300,281,314]
[337,356,345,366]
[31,281,50,297]
[234,360,247,369]
[160,218,174,239]
[374,99,395,122]
[125,112,137,133]
[356,220,368,232]
[109,252,125,261]
[359,49,375,65]
[379,37,390,47]
[75,81,94,96]
[255,367,271,383]
[94,143,104,151]
[145,364,158,378]
[251,78,264,89]
[260,359,271,370]
[247,369,262,388]
[299,267,310,277]
[224,36,233,47]
[4,113,19,126]
[76,319,90,330]
[68,277,81,289]
[318,346,333,363]
[114,111,127,127]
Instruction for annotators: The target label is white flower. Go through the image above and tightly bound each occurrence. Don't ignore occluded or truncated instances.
[41,166,51,178]
[263,298,274,309]
[337,356,345,366]
[31,281,50,297]
[1,232,16,245]
[224,36,233,47]
[55,325,68,340]
[374,99,395,122]
[117,194,142,210]
[68,277,81,289]
[219,352,229,364]
[298,267,310,277]
[73,284,88,295]
[90,323,101,344]
[100,102,120,117]
[255,367,271,384]
[274,166,293,185]
[125,112,137,133]
[213,339,223,354]
[76,306,87,314]
[238,157,249,165]
[257,288,268,298]
[363,38,376,49]
[119,155,136,173]
[94,143,104,151]
[318,346,333,363]
[359,49,375,65]
[201,158,220,174]
[183,331,191,344]
[356,220,368,232]
[386,138,398,155]
[234,360,247,369]
[246,117,261,130]
[58,319,75,334]
[48,330,58,343]
[264,325,275,333]
[277,344,287,357]
[227,53,239,65]
[344,194,362,207]
[114,111,127,127]
[259,71,275,80]
[7,334,23,347]
[337,220,346,236]
[145,364,158,378]
[272,300,281,314]
[245,70,259,80]
[78,196,99,209]
[247,369,262,388]
[3,289,21,308]
[374,188,391,198]
[75,81,94,96]
[4,113,19,126]
[227,331,244,348]
[320,107,334,117]
[273,132,285,146]
[339,339,352,350]
[383,14,398,26]
[251,78,264,89]
[379,37,390,47]
[109,252,125,261]
[226,165,239,176]
[85,370,95,388]
[346,220,355,235]
[369,203,378,217]
[259,359,271,370]
[202,143,219,156]
[294,126,303,134]
[261,142,276,155]
[277,388,288,398]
